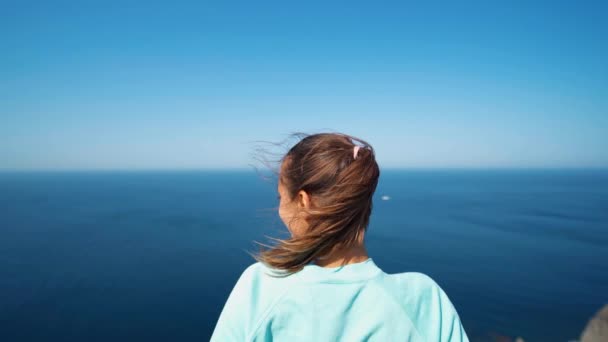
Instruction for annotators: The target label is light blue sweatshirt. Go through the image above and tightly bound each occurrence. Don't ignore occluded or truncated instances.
[211,258,469,341]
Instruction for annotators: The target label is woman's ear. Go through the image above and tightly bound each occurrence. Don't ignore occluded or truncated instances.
[297,190,311,209]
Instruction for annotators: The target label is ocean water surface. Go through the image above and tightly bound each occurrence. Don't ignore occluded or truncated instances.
[0,170,606,341]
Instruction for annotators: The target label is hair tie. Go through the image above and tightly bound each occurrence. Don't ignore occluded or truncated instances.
[353,145,361,160]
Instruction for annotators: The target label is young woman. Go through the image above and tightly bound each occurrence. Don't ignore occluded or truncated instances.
[211,132,469,341]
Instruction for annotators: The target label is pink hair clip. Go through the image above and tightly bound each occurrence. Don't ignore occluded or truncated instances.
[353,145,361,160]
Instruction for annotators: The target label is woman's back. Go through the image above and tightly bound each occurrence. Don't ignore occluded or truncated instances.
[210,258,468,341]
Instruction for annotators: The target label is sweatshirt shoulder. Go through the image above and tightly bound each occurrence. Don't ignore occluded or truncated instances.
[228,262,260,288]
[241,261,263,278]
[235,261,297,292]
[381,272,469,341]
[395,271,440,286]
[240,261,288,279]
[379,271,451,316]
[384,271,442,293]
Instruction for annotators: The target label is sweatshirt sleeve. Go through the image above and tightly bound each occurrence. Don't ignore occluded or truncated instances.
[437,286,468,342]
[400,272,469,342]
[425,276,469,342]
[210,264,257,342]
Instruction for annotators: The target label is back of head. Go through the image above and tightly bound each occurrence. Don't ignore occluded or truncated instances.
[252,132,381,276]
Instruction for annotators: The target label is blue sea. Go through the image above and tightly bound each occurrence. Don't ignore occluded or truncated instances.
[1,170,607,341]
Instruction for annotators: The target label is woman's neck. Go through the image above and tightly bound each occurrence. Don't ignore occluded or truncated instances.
[313,234,369,268]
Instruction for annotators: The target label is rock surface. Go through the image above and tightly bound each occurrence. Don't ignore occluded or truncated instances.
[581,304,608,342]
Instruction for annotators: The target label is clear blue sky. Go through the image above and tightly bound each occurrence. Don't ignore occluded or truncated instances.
[1,1,607,170]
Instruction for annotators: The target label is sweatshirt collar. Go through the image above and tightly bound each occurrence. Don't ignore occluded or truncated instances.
[297,257,383,283]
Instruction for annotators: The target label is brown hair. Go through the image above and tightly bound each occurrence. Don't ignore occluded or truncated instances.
[250,132,380,277]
